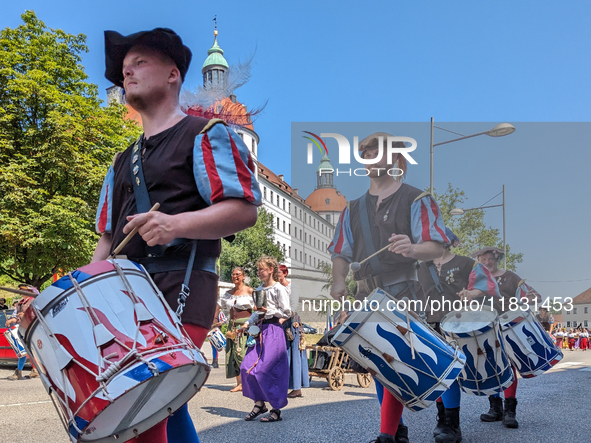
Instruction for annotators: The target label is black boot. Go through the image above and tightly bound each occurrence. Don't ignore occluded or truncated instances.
[395,423,409,443]
[435,407,462,443]
[480,395,503,422]
[370,434,395,443]
[212,358,219,369]
[503,398,519,428]
[433,401,446,436]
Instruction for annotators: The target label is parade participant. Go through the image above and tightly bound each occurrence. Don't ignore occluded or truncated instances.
[580,329,589,351]
[5,285,40,380]
[537,306,555,333]
[94,28,261,443]
[329,133,449,443]
[240,256,291,423]
[0,298,8,310]
[216,267,255,391]
[418,229,501,443]
[554,329,565,349]
[568,329,576,350]
[474,247,533,429]
[278,264,309,398]
[208,307,228,369]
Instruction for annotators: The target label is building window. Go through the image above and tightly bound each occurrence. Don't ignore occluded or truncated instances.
[574,308,578,314]
[295,248,297,259]
[585,307,589,314]
[270,191,274,203]
[300,209,302,219]
[326,214,331,223]
[277,218,280,229]
[283,221,286,232]
[585,320,589,327]
[277,195,279,206]
[251,139,255,152]
[304,233,307,243]
[299,230,302,240]
[314,238,316,248]
[314,257,316,267]
[289,246,291,257]
[263,187,267,200]
[304,253,307,264]
[289,224,291,235]
[300,251,302,262]
[283,199,285,210]
[289,203,291,213]
[566,310,570,315]
[567,321,571,327]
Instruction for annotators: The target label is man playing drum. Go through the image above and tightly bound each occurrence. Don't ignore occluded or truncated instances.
[472,247,529,429]
[329,133,449,443]
[418,231,501,443]
[93,28,261,443]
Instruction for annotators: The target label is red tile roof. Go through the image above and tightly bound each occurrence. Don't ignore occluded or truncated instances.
[573,287,591,304]
[257,162,306,204]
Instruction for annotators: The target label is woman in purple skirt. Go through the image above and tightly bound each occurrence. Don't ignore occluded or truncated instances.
[240,256,291,422]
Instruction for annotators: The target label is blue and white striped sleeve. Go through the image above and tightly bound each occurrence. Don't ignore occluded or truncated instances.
[193,123,262,206]
[328,207,354,262]
[410,195,449,245]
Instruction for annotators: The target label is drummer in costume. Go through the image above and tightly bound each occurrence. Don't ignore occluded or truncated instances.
[4,285,40,380]
[239,256,291,423]
[473,247,532,429]
[418,230,501,443]
[329,133,449,443]
[93,28,261,443]
[215,267,255,391]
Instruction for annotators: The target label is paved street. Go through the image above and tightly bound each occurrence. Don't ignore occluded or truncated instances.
[1,347,589,443]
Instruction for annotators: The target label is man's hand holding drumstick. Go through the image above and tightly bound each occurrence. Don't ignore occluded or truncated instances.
[122,203,177,247]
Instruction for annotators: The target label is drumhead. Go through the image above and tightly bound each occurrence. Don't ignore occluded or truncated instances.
[499,308,532,326]
[441,310,497,334]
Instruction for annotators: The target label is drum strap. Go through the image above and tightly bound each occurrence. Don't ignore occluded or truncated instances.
[427,263,445,294]
[358,192,384,275]
[176,240,198,317]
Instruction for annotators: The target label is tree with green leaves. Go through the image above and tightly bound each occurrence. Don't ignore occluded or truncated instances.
[433,184,523,271]
[0,11,141,287]
[219,207,285,287]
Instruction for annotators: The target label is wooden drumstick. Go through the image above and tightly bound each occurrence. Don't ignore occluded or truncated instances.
[350,243,392,272]
[110,203,160,257]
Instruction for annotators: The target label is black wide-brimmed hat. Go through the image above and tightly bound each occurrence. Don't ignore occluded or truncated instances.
[104,28,192,87]
[471,247,504,260]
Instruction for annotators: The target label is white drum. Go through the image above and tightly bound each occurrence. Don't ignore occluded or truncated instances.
[440,309,513,396]
[331,288,466,411]
[207,327,226,352]
[4,325,27,358]
[19,259,210,442]
[499,309,563,378]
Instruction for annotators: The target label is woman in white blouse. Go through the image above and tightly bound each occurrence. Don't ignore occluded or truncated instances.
[240,256,291,423]
[214,267,254,392]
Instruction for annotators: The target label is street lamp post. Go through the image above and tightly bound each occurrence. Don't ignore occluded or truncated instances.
[450,185,507,269]
[429,119,515,195]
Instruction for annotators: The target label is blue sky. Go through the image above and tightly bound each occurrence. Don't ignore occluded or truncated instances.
[2,1,590,300]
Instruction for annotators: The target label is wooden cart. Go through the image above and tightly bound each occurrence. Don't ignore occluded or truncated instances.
[307,345,372,391]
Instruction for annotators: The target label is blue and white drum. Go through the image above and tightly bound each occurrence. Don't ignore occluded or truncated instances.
[499,309,563,378]
[331,288,466,412]
[207,327,226,352]
[4,325,27,358]
[440,309,514,396]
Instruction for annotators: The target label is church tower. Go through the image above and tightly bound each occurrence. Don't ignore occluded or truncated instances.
[202,26,229,89]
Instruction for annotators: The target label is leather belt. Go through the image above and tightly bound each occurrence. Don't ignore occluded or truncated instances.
[138,254,217,274]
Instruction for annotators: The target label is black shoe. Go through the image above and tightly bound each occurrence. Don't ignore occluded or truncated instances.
[433,401,446,436]
[503,398,519,428]
[369,434,396,443]
[480,395,503,422]
[395,424,409,443]
[435,407,462,443]
[212,358,219,369]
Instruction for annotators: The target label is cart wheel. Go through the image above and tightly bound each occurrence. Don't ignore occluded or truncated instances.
[328,367,345,391]
[357,372,372,388]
